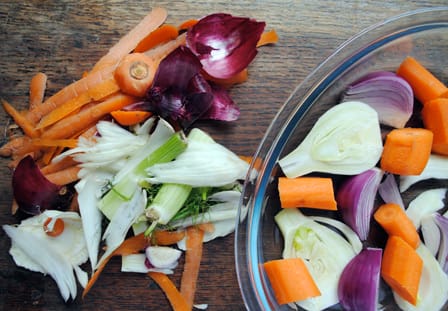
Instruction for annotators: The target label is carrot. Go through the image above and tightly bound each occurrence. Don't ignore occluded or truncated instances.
[36,78,121,129]
[43,217,65,237]
[40,93,137,140]
[263,257,321,305]
[177,19,198,32]
[203,69,248,88]
[421,97,448,155]
[29,72,47,109]
[257,29,279,47]
[151,229,186,246]
[0,136,32,157]
[134,24,179,53]
[44,165,81,186]
[278,176,337,210]
[90,7,168,73]
[83,232,150,298]
[144,32,187,63]
[114,53,158,97]
[25,65,116,126]
[380,127,433,175]
[180,226,204,308]
[40,155,78,175]
[32,138,78,149]
[396,56,448,104]
[148,272,191,311]
[111,110,152,126]
[381,235,423,305]
[373,203,420,249]
[11,199,19,215]
[2,99,40,138]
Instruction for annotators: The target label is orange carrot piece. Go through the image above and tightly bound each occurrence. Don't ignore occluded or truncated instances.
[37,78,121,129]
[40,93,137,140]
[29,72,47,109]
[380,127,433,175]
[44,165,81,186]
[83,233,149,298]
[180,226,205,308]
[263,257,321,305]
[421,97,448,155]
[144,32,187,63]
[203,69,249,88]
[43,217,65,237]
[257,29,279,47]
[134,24,179,53]
[151,229,186,246]
[381,235,423,305]
[40,155,78,175]
[278,176,337,210]
[11,199,19,215]
[396,56,448,104]
[114,53,158,97]
[178,19,198,32]
[148,272,191,311]
[2,99,40,138]
[373,203,420,249]
[90,7,168,73]
[25,65,116,126]
[110,110,152,126]
[32,138,78,149]
[0,136,32,157]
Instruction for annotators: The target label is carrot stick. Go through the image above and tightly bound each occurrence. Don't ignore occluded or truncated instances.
[373,203,420,249]
[177,19,198,32]
[29,72,47,109]
[40,155,78,175]
[144,32,187,63]
[257,29,279,47]
[396,56,448,104]
[381,235,423,305]
[44,165,81,186]
[380,127,433,175]
[110,110,152,126]
[114,53,158,97]
[148,272,191,311]
[1,99,40,138]
[32,138,78,149]
[40,93,137,140]
[278,176,337,210]
[83,233,149,298]
[90,7,168,73]
[263,257,321,305]
[0,136,32,157]
[36,78,121,129]
[134,24,179,53]
[421,97,448,155]
[180,226,204,308]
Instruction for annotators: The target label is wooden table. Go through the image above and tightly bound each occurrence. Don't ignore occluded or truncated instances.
[0,1,446,310]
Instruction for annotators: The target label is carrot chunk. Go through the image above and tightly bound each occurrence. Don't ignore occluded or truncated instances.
[373,203,420,249]
[278,176,337,210]
[380,127,433,175]
[421,97,448,155]
[381,235,423,305]
[263,257,321,305]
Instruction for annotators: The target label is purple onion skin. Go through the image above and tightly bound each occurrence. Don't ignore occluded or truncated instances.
[435,214,448,273]
[338,248,382,311]
[12,155,73,216]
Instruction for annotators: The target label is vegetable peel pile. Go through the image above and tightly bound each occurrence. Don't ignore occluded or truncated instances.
[264,57,448,310]
[0,7,277,309]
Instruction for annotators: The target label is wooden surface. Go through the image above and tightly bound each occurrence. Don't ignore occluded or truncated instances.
[0,1,447,310]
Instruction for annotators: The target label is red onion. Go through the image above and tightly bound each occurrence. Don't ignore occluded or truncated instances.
[336,167,384,240]
[435,214,448,273]
[338,248,382,311]
[378,173,405,209]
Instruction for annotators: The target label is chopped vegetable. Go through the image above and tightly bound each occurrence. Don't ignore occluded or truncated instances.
[435,214,448,273]
[374,203,420,249]
[148,272,191,311]
[338,248,382,311]
[378,173,405,210]
[342,71,414,128]
[336,167,383,241]
[396,56,448,104]
[381,235,423,305]
[278,101,383,178]
[263,257,321,305]
[421,214,441,256]
[110,110,153,126]
[145,246,182,270]
[406,188,447,229]
[134,24,179,53]
[421,97,448,155]
[29,72,47,109]
[43,217,65,237]
[380,127,433,175]
[277,176,337,210]
[2,99,40,138]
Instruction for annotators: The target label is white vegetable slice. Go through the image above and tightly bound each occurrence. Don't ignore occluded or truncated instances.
[145,246,182,269]
[406,188,447,229]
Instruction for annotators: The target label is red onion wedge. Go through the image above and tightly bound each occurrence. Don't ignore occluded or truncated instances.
[337,167,384,240]
[435,214,448,273]
[338,248,382,311]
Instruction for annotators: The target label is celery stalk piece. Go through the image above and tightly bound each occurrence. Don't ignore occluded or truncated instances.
[99,129,187,220]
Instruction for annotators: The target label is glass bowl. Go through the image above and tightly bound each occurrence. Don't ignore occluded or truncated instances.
[235,7,448,311]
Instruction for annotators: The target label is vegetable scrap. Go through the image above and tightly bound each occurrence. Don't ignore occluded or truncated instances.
[265,56,448,310]
[0,6,278,309]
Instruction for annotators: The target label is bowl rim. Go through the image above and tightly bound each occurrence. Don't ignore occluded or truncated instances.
[235,6,448,310]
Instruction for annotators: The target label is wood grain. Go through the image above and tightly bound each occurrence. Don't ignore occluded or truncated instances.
[1,1,447,310]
